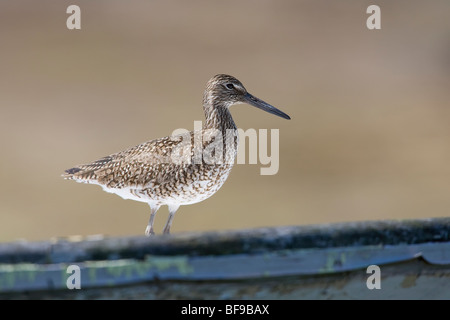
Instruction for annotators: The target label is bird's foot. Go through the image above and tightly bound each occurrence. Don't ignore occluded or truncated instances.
[145,226,155,236]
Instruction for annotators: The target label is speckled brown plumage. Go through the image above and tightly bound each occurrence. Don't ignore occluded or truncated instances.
[62,74,290,235]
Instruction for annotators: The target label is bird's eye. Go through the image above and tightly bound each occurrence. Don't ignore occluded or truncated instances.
[225,83,235,90]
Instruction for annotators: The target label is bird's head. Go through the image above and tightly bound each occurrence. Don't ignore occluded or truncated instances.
[203,74,291,120]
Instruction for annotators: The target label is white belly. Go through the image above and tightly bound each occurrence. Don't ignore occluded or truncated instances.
[84,164,234,207]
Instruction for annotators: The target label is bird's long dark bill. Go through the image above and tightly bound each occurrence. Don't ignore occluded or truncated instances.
[244,93,291,120]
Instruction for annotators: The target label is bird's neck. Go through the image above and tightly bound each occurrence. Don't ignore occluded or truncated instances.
[202,101,239,164]
[203,102,237,132]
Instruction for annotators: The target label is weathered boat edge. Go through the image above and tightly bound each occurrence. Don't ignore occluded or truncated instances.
[1,217,449,299]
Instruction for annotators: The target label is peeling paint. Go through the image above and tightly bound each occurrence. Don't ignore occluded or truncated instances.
[145,255,194,275]
[400,275,418,288]
[0,255,195,292]
[86,255,194,282]
[0,263,39,290]
[88,266,97,283]
[319,252,347,274]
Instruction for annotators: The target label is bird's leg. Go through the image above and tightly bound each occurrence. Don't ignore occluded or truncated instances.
[145,204,160,236]
[163,204,180,235]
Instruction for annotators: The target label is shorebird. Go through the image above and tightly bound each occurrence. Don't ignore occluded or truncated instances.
[62,74,290,235]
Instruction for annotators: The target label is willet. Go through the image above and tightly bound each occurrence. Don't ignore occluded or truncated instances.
[62,74,290,235]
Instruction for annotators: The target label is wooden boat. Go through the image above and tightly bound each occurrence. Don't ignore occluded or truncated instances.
[0,218,449,299]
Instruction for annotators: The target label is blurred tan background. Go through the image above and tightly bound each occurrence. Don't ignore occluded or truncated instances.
[1,1,449,242]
